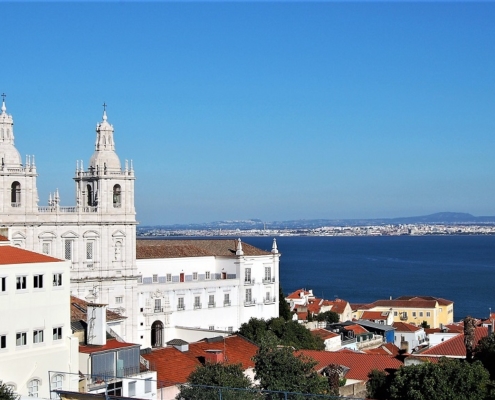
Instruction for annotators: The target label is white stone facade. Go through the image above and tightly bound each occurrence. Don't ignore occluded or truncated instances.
[0,99,138,342]
[0,245,79,399]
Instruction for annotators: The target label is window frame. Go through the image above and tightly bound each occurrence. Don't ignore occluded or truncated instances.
[53,273,63,287]
[16,275,27,290]
[16,331,27,346]
[33,274,44,289]
[33,329,44,344]
[53,327,62,340]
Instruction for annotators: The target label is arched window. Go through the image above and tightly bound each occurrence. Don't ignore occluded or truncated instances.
[113,185,121,208]
[87,185,93,206]
[27,379,40,397]
[151,320,164,348]
[11,181,21,206]
[51,374,63,399]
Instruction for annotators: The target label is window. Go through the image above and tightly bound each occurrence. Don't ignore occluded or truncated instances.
[245,268,251,283]
[155,299,161,312]
[16,276,26,290]
[228,327,233,333]
[245,289,252,303]
[194,296,201,309]
[33,329,44,344]
[205,271,210,280]
[11,181,21,205]
[16,332,27,346]
[27,379,39,397]
[208,295,215,307]
[152,274,158,283]
[145,378,152,393]
[264,267,271,282]
[1,277,6,292]
[53,274,62,287]
[178,297,185,311]
[87,184,93,206]
[51,375,63,399]
[1,335,6,349]
[115,296,123,304]
[426,312,431,317]
[113,185,121,208]
[64,240,72,261]
[86,241,94,260]
[53,327,62,340]
[137,276,142,283]
[166,273,172,283]
[193,272,198,281]
[128,381,136,397]
[224,293,230,306]
[42,242,50,255]
[33,274,43,289]
[412,312,416,317]
[394,311,398,316]
[419,312,423,317]
[209,326,214,331]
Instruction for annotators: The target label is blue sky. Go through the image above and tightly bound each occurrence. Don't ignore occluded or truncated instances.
[2,2,495,225]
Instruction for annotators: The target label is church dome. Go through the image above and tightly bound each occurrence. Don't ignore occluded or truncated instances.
[88,109,122,172]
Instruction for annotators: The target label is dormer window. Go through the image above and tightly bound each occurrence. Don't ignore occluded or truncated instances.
[113,185,121,208]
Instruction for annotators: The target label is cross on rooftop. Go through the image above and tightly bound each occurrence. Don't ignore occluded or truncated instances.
[103,102,107,111]
[1,93,5,102]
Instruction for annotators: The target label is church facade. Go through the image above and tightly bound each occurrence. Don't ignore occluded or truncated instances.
[0,98,139,342]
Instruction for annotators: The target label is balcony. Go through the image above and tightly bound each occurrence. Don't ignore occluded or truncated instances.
[263,296,276,304]
[224,300,231,307]
[177,305,185,311]
[262,277,275,284]
[208,302,216,308]
[244,299,256,307]
[154,307,163,313]
[194,303,202,310]
[244,278,255,286]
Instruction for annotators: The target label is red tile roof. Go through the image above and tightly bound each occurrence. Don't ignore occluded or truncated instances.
[296,350,403,381]
[344,325,369,335]
[0,246,63,264]
[418,326,488,357]
[142,335,258,387]
[364,343,401,357]
[79,338,139,354]
[311,329,339,341]
[0,235,9,241]
[326,299,349,315]
[393,322,422,332]
[361,311,390,321]
[286,289,312,300]
[136,239,270,259]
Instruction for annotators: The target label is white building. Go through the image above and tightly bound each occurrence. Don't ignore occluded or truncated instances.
[135,238,280,347]
[0,98,138,342]
[0,238,79,399]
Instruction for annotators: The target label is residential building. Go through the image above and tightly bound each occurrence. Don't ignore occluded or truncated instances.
[352,296,454,328]
[311,328,341,351]
[392,321,427,353]
[286,289,352,323]
[0,241,79,399]
[135,238,280,346]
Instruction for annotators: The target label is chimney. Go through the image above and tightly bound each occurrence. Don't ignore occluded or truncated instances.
[205,350,224,364]
[86,303,107,346]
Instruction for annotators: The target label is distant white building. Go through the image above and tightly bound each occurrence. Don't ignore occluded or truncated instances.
[0,239,79,399]
[135,238,280,346]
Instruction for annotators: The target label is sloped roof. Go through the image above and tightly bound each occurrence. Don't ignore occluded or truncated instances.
[136,239,270,259]
[71,296,125,323]
[418,326,488,357]
[0,245,63,264]
[141,335,258,386]
[296,350,403,381]
[361,311,390,321]
[326,299,349,315]
[364,343,401,357]
[79,338,139,354]
[311,329,339,341]
[395,296,453,306]
[393,322,422,332]
[344,325,369,335]
[0,235,9,241]
[286,289,311,300]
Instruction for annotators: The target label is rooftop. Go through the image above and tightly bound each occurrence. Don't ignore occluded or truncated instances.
[79,338,139,354]
[0,245,63,265]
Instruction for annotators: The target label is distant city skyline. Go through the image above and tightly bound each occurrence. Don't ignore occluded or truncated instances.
[2,2,495,225]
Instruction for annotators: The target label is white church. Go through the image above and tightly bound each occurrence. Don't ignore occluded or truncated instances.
[0,95,280,349]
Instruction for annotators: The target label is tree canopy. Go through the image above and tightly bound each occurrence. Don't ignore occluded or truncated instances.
[175,363,257,400]
[474,332,495,380]
[0,383,17,400]
[315,311,339,324]
[238,317,324,350]
[253,335,328,396]
[278,284,292,321]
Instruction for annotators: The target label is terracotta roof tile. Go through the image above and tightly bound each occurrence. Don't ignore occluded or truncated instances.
[392,322,422,332]
[419,326,488,357]
[70,296,124,323]
[361,311,390,321]
[344,325,369,335]
[0,245,63,265]
[311,329,339,341]
[296,350,403,381]
[364,343,401,357]
[136,239,270,259]
[0,235,9,241]
[79,339,139,354]
[287,289,310,300]
[142,335,258,387]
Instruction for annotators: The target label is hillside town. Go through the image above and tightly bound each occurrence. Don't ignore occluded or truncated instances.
[1,100,495,400]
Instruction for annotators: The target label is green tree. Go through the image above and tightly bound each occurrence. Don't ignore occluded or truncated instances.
[315,311,339,324]
[253,335,327,396]
[474,332,495,380]
[238,317,269,344]
[0,382,18,400]
[279,285,292,321]
[388,358,490,400]
[175,363,257,400]
[366,369,391,400]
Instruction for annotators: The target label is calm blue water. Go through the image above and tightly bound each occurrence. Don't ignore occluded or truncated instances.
[244,235,495,321]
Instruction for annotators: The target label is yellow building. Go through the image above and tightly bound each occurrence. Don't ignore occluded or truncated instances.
[353,296,453,329]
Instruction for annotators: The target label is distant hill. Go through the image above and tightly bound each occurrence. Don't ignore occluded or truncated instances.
[139,212,495,232]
